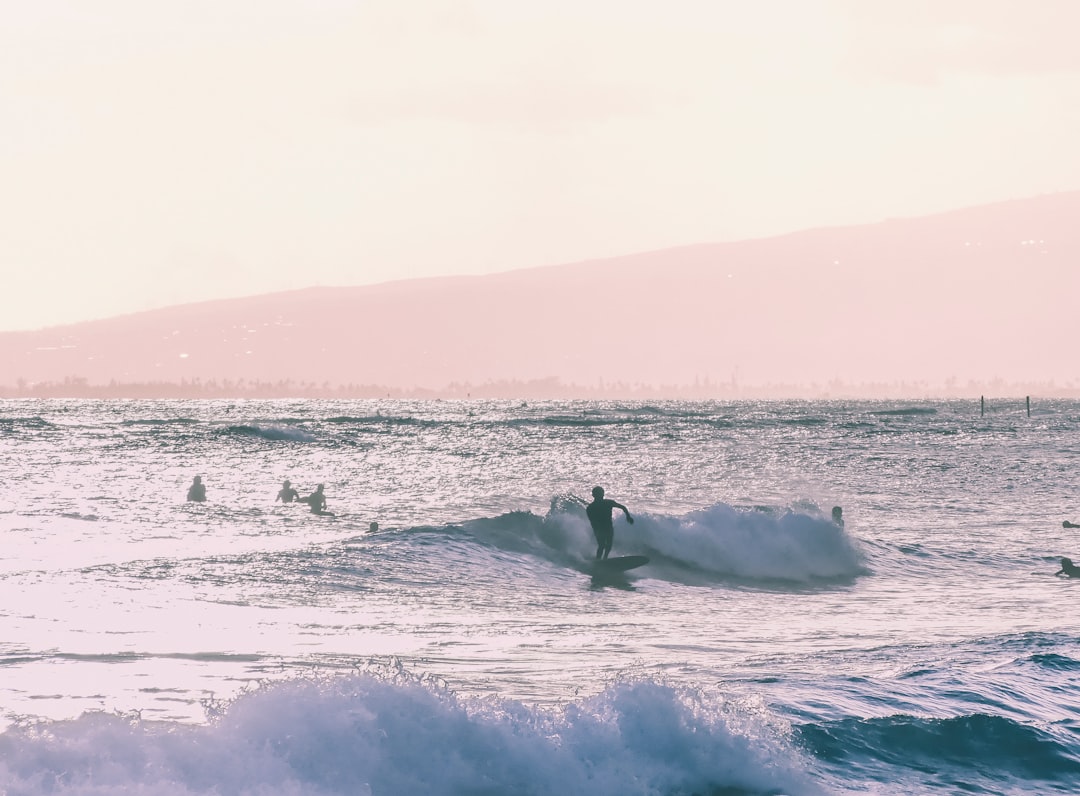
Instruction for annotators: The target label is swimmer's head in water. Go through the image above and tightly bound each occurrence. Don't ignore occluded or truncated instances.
[592,486,604,499]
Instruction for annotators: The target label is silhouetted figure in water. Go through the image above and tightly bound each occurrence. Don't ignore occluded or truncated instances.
[187,475,206,503]
[1064,521,1080,529]
[832,506,844,528]
[586,486,633,560]
[1055,557,1080,578]
[276,480,299,503]
[302,484,329,514]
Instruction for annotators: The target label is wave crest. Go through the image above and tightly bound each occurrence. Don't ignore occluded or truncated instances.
[422,499,867,585]
[0,671,816,796]
[219,424,317,442]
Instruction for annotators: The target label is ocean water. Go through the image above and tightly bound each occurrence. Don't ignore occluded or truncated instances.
[1,397,1079,795]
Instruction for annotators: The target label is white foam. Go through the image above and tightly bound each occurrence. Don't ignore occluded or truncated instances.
[544,500,865,582]
[0,671,818,795]
[635,504,865,581]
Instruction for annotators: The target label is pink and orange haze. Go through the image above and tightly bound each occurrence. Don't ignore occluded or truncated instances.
[2,1,1079,393]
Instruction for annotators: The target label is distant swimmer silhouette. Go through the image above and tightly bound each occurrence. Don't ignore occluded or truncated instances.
[186,475,206,502]
[1055,557,1080,577]
[276,480,300,503]
[832,506,844,528]
[1064,521,1080,529]
[586,486,633,560]
[301,484,333,515]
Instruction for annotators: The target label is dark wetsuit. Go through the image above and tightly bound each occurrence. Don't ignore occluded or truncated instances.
[1056,559,1080,578]
[187,483,206,502]
[587,498,625,559]
[277,487,299,503]
[304,490,327,514]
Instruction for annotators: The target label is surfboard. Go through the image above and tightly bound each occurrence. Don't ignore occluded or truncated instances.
[593,555,649,574]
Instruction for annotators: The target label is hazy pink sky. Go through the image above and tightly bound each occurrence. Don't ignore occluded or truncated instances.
[3,0,1079,331]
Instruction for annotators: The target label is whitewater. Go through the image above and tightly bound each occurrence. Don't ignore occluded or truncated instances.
[1,398,1079,795]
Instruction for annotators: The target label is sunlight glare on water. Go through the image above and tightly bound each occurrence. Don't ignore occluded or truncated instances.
[2,398,1080,793]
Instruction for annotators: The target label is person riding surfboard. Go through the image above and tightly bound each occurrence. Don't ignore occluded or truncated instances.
[586,486,633,560]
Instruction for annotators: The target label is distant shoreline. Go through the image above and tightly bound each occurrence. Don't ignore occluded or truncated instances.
[2,378,1078,402]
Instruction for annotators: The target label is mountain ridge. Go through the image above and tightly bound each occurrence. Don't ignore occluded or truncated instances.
[4,191,1078,395]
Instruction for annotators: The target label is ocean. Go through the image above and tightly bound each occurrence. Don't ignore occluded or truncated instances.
[1,398,1079,795]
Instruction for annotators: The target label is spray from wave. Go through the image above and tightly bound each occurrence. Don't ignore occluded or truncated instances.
[0,668,819,796]
[417,497,866,585]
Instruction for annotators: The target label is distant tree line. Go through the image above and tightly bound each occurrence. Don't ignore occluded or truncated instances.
[2,375,1080,400]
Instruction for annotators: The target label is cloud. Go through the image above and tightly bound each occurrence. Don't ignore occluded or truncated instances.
[833,0,1080,84]
[349,79,667,131]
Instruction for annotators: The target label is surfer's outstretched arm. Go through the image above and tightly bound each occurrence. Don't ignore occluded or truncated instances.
[614,502,634,524]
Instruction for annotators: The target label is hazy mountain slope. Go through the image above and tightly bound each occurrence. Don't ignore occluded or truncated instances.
[3,192,1077,390]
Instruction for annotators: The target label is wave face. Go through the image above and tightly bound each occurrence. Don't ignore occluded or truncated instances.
[437,500,866,584]
[218,423,319,442]
[798,712,1080,793]
[3,397,1080,794]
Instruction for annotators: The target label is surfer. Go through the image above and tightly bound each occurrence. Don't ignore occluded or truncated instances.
[302,484,329,514]
[276,479,299,503]
[186,475,206,502]
[1055,557,1080,577]
[1064,521,1079,529]
[586,486,633,560]
[832,506,844,528]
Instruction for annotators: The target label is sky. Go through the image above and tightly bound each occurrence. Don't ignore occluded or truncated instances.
[3,0,1079,332]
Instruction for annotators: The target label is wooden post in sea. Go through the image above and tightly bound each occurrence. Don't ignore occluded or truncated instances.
[980,396,985,416]
[1026,396,1031,417]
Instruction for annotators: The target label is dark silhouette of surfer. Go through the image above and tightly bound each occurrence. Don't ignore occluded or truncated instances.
[832,506,844,528]
[302,484,331,515]
[276,480,299,503]
[1064,521,1079,529]
[186,475,206,502]
[586,486,633,560]
[1055,557,1080,577]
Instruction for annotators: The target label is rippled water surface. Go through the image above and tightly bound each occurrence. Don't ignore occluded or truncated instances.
[2,398,1079,794]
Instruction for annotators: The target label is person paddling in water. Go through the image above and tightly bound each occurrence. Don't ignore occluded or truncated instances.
[1055,557,1080,577]
[186,475,206,503]
[586,486,633,560]
[276,479,299,503]
[302,484,329,515]
[1064,521,1079,529]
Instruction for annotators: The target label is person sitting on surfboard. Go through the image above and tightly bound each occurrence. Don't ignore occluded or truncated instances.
[276,479,299,503]
[186,475,206,503]
[302,484,329,514]
[586,486,633,560]
[1055,557,1080,578]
